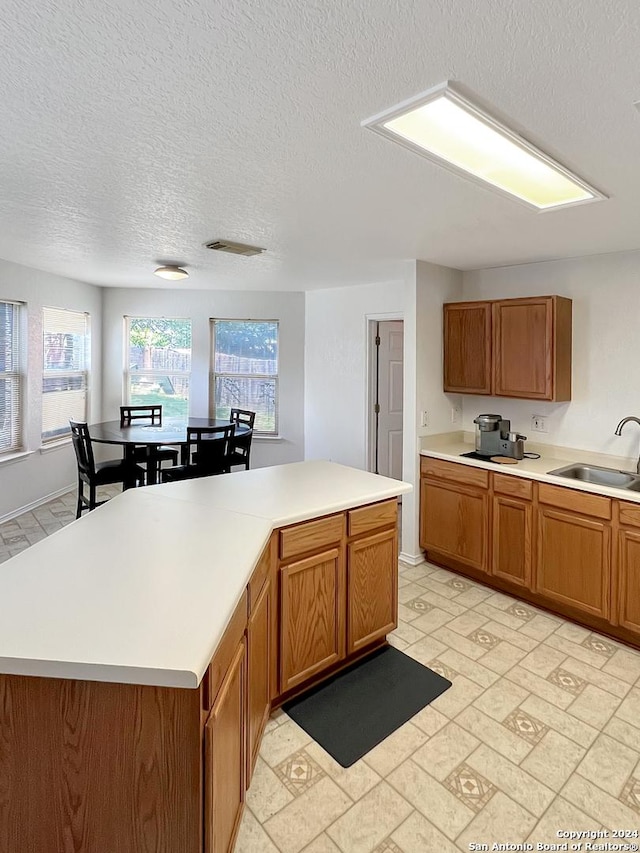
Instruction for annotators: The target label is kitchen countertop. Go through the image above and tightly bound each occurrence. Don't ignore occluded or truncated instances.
[420,432,640,503]
[0,461,411,689]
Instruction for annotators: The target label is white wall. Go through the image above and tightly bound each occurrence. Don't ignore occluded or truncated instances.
[101,288,305,468]
[462,250,640,459]
[0,259,102,521]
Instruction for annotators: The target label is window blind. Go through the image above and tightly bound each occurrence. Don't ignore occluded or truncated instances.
[0,301,23,453]
[42,307,90,442]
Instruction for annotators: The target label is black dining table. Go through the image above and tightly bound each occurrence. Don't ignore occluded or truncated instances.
[88,417,251,485]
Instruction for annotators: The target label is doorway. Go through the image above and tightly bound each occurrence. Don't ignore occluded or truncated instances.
[368,319,404,480]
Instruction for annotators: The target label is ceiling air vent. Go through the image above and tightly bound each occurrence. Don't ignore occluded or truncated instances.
[205,239,265,256]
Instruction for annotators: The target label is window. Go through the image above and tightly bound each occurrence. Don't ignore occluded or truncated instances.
[42,308,90,442]
[125,317,192,418]
[210,320,279,435]
[0,301,23,454]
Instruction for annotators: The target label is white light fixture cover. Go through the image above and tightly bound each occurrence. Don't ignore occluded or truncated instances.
[362,83,606,211]
[154,265,189,280]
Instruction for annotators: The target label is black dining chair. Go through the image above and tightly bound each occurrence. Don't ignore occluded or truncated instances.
[228,408,256,470]
[119,405,179,481]
[70,420,145,518]
[161,424,236,482]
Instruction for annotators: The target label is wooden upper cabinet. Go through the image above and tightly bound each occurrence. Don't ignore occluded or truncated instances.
[443,295,572,401]
[443,301,492,394]
[493,296,572,401]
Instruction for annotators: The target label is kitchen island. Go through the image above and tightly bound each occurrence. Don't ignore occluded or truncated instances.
[0,460,411,853]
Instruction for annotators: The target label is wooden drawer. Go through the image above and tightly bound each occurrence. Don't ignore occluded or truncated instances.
[279,513,344,561]
[538,483,611,520]
[348,499,397,537]
[248,539,272,612]
[201,589,248,713]
[493,473,532,500]
[618,501,640,529]
[420,456,489,489]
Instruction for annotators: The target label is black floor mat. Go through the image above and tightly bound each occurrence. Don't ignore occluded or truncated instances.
[283,646,452,767]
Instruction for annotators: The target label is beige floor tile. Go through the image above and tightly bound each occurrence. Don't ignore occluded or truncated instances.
[444,611,490,637]
[246,757,295,822]
[520,728,586,791]
[603,648,640,685]
[614,686,640,728]
[387,759,474,841]
[545,633,609,669]
[410,607,455,634]
[450,586,494,609]
[391,620,426,646]
[473,599,527,630]
[519,613,561,641]
[568,684,622,729]
[561,773,640,830]
[480,620,538,652]
[300,834,342,853]
[412,722,480,781]
[554,621,592,643]
[520,694,598,748]
[455,791,537,850]
[526,796,601,844]
[478,641,529,675]
[362,722,428,777]
[400,565,433,583]
[403,635,447,665]
[431,626,489,661]
[391,810,460,853]
[437,647,500,688]
[576,733,639,797]
[519,644,567,678]
[263,777,352,853]
[604,716,640,751]
[326,781,412,853]
[388,634,409,652]
[396,603,421,623]
[506,665,575,709]
[429,675,485,718]
[466,743,555,816]
[304,742,381,801]
[562,655,631,698]
[235,809,280,853]
[413,576,462,598]
[482,591,520,611]
[410,704,449,737]
[414,590,466,617]
[472,678,530,722]
[397,583,430,604]
[456,706,534,763]
[259,719,313,768]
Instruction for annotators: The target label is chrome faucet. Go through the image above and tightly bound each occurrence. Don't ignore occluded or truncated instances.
[615,417,640,473]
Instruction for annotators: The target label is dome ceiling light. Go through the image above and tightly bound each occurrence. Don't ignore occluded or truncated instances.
[154,265,189,281]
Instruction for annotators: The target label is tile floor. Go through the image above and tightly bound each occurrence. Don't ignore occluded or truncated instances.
[2,492,640,851]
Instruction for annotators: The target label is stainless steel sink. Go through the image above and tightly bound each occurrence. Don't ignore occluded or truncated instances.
[548,463,640,491]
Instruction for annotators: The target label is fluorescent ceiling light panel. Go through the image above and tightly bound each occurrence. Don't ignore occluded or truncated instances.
[362,83,605,210]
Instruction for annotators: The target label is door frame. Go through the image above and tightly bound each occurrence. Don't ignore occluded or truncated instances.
[365,312,403,476]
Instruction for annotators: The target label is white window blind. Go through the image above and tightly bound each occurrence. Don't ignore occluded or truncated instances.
[210,320,279,435]
[0,301,23,454]
[42,307,90,442]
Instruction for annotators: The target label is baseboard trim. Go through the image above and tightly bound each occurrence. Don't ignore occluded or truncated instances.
[398,550,425,566]
[0,484,75,525]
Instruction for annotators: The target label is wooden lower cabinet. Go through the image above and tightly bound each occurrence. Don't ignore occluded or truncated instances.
[618,528,640,633]
[247,578,271,781]
[347,527,398,654]
[492,494,532,587]
[204,639,247,853]
[536,507,610,619]
[420,478,488,572]
[279,547,345,693]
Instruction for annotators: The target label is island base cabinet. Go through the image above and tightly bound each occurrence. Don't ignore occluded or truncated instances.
[204,638,247,853]
[536,507,610,620]
[492,495,532,587]
[247,578,271,781]
[347,528,398,654]
[420,479,488,572]
[279,548,345,693]
[618,528,640,634]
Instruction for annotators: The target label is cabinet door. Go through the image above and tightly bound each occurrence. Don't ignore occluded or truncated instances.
[420,479,488,572]
[536,507,610,619]
[279,548,345,693]
[247,579,271,782]
[492,495,532,588]
[618,528,640,634]
[493,297,559,399]
[347,528,398,654]
[443,302,492,394]
[204,639,246,853]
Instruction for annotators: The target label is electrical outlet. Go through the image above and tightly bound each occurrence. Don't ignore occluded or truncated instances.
[531,414,548,433]
[421,411,429,428]
[451,405,462,424]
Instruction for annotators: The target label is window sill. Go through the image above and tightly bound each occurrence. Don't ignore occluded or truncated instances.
[254,435,284,441]
[40,438,72,454]
[0,450,36,468]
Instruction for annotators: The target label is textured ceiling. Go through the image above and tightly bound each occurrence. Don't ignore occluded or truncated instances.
[0,0,639,290]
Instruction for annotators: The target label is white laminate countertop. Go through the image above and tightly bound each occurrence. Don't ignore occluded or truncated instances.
[420,432,640,503]
[0,461,411,689]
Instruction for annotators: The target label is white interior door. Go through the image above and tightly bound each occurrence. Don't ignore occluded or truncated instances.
[373,320,404,480]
